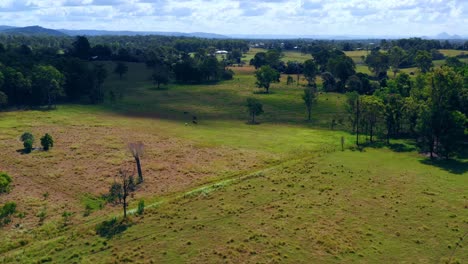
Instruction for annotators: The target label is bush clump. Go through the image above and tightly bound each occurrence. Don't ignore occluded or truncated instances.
[20,132,35,153]
[0,202,17,226]
[0,172,12,194]
[40,133,54,151]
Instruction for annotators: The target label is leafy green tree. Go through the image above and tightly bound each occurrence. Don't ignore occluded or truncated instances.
[302,86,317,121]
[1,68,31,107]
[346,75,363,93]
[250,52,267,69]
[415,50,433,73]
[402,97,420,136]
[151,64,170,89]
[303,59,318,86]
[31,65,65,108]
[382,93,404,144]
[327,55,356,91]
[388,46,406,77]
[40,133,54,151]
[113,62,128,80]
[417,67,465,158]
[72,36,91,60]
[360,95,385,143]
[445,57,465,69]
[0,172,12,194]
[255,66,280,94]
[345,92,360,134]
[321,72,336,92]
[246,98,264,124]
[365,50,390,77]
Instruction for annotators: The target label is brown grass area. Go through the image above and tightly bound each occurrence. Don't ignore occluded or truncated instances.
[0,111,273,226]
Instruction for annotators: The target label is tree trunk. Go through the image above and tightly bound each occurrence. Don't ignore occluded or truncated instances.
[370,124,374,143]
[136,157,143,183]
[123,196,127,218]
[252,113,255,124]
[356,100,360,146]
[266,85,269,94]
[307,107,311,121]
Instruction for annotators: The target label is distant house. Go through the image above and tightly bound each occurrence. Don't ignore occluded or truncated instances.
[215,50,228,55]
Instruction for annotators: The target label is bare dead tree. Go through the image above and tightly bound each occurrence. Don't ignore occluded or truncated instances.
[128,142,145,183]
[117,168,136,218]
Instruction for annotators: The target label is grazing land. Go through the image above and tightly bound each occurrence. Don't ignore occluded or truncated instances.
[1,60,466,263]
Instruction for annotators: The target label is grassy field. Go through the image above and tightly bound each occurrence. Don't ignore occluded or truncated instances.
[0,58,467,263]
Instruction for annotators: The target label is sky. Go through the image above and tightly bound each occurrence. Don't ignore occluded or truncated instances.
[0,0,467,36]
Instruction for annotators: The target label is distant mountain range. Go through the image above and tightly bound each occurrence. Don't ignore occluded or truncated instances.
[0,25,228,39]
[0,25,466,40]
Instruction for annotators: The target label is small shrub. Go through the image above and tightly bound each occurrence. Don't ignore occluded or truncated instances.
[0,202,17,226]
[40,133,54,151]
[95,217,129,238]
[83,204,92,217]
[62,211,73,227]
[23,139,33,153]
[20,132,34,143]
[137,200,145,215]
[0,172,12,194]
[37,208,47,225]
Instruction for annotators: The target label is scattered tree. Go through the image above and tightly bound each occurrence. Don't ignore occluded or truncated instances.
[388,46,406,77]
[113,62,128,80]
[415,50,433,73]
[246,98,264,124]
[117,168,136,218]
[303,59,318,86]
[302,86,317,121]
[255,66,280,94]
[365,50,390,77]
[151,64,170,89]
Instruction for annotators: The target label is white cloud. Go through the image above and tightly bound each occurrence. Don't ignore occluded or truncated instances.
[0,0,465,36]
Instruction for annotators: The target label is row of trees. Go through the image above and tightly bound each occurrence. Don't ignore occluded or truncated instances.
[345,65,467,159]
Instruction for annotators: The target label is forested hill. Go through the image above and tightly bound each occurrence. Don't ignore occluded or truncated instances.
[0,26,67,37]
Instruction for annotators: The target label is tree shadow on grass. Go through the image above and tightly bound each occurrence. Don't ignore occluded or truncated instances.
[419,158,468,175]
[96,217,132,239]
[358,141,417,153]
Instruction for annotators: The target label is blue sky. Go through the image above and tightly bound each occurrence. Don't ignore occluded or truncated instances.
[0,0,466,36]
